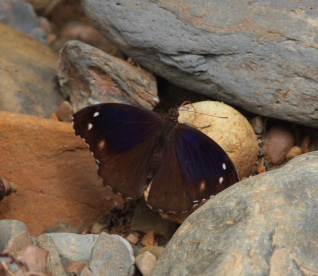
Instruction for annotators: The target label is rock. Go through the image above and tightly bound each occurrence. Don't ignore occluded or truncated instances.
[0,23,64,118]
[126,233,139,245]
[58,40,158,112]
[178,101,258,178]
[90,222,107,234]
[0,0,48,43]
[286,146,302,161]
[249,116,265,135]
[3,231,33,256]
[130,199,178,240]
[20,245,49,274]
[47,233,99,261]
[135,251,156,276]
[36,234,69,276]
[0,220,28,252]
[82,0,318,128]
[55,101,74,122]
[141,231,155,247]
[151,151,318,276]
[83,232,135,276]
[136,246,164,259]
[0,111,122,236]
[264,125,295,165]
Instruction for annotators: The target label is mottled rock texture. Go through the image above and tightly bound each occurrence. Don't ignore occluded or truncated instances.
[152,151,318,276]
[0,23,63,117]
[82,0,318,128]
[58,40,158,112]
[0,111,121,236]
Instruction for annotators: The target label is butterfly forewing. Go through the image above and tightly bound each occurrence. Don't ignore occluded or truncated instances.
[73,103,163,198]
[73,103,163,164]
[98,134,160,199]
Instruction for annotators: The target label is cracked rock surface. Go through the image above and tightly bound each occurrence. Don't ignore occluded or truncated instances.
[82,0,318,128]
[151,151,318,276]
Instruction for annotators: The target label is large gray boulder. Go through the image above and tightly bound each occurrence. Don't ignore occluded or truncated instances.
[151,151,318,275]
[82,0,318,128]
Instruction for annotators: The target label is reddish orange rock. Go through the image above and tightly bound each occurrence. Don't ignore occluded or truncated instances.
[0,111,122,236]
[264,126,295,165]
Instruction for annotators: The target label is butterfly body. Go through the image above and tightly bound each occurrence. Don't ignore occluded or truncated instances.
[73,103,239,214]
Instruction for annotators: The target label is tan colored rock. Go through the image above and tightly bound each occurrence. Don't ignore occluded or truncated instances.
[141,230,155,247]
[135,251,156,276]
[0,111,122,236]
[178,101,259,178]
[0,23,64,118]
[286,146,302,161]
[126,233,139,245]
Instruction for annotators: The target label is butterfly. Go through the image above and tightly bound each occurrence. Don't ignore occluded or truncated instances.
[72,103,240,214]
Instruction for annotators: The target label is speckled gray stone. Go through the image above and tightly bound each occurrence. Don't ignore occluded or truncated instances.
[151,151,318,276]
[82,0,318,128]
[36,234,69,276]
[83,232,135,276]
[47,233,99,261]
[0,220,28,252]
[0,0,48,44]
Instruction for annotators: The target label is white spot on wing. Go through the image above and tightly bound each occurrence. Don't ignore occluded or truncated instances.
[88,123,93,130]
[222,163,226,170]
[219,177,224,184]
[93,112,99,117]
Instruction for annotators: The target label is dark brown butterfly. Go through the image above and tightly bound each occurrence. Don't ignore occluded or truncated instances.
[73,103,239,214]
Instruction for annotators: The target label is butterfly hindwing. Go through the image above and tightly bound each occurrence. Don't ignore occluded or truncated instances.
[146,139,196,213]
[146,123,239,213]
[176,124,239,201]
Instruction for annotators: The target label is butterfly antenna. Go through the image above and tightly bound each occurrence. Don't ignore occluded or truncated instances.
[179,101,228,119]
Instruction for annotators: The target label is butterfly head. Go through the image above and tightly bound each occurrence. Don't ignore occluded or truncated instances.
[168,108,180,121]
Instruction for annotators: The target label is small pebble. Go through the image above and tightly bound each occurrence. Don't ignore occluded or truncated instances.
[126,233,139,245]
[91,222,108,234]
[141,231,155,247]
[264,126,295,165]
[56,101,74,122]
[286,146,302,161]
[135,251,157,276]
[301,136,311,153]
[249,116,265,135]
